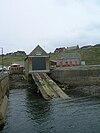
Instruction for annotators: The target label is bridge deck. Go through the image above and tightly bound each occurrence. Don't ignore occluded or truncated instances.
[31,73,69,100]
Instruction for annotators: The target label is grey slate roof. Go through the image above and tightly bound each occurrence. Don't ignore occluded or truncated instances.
[58,53,81,59]
[29,45,48,57]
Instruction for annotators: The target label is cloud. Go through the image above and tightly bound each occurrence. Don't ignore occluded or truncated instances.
[0,0,100,54]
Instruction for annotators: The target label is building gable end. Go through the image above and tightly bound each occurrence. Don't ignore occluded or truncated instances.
[29,45,48,56]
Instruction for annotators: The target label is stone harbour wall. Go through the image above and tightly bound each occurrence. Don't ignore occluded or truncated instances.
[50,66,100,86]
[0,75,9,125]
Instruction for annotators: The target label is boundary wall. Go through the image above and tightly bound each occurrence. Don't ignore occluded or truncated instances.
[0,74,9,125]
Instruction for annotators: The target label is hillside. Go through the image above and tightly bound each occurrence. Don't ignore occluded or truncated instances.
[0,46,100,67]
[0,54,26,66]
[50,46,100,65]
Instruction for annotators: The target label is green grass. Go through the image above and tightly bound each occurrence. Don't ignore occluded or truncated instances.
[50,46,100,65]
[0,55,26,66]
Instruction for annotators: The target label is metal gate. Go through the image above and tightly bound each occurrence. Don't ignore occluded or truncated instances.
[32,57,46,70]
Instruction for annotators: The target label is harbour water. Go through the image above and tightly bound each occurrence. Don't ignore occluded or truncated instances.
[1,85,100,133]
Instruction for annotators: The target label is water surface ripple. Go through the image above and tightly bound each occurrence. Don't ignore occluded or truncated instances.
[1,88,100,133]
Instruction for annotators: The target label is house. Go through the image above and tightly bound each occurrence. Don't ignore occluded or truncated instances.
[54,47,66,52]
[13,51,26,56]
[94,44,100,47]
[24,45,50,78]
[56,53,81,67]
[81,45,92,49]
[67,45,79,50]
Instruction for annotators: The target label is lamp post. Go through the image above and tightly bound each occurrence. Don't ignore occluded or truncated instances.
[0,47,3,70]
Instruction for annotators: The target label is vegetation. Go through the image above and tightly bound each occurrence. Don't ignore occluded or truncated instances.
[0,54,26,66]
[50,46,100,65]
[0,46,100,67]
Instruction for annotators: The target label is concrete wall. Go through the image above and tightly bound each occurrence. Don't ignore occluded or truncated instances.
[0,74,9,125]
[50,67,100,86]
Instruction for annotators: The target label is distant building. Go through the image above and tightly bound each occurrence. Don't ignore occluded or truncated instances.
[94,44,100,47]
[81,45,92,49]
[6,51,26,56]
[6,52,13,56]
[67,45,79,50]
[56,53,81,67]
[54,47,66,52]
[13,51,26,56]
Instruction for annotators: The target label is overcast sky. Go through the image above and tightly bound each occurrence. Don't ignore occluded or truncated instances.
[0,0,100,54]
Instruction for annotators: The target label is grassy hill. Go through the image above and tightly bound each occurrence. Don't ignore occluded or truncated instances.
[0,54,26,66]
[50,46,100,65]
[0,46,100,67]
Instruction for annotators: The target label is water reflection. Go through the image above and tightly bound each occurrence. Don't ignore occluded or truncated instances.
[25,87,57,133]
[26,88,51,121]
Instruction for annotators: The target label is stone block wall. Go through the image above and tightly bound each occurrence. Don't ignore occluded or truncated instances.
[0,75,9,125]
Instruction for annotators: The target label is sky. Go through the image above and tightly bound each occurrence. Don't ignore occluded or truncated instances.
[0,0,100,54]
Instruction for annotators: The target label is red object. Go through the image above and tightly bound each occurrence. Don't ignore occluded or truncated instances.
[65,61,68,66]
[60,61,63,66]
[70,61,72,65]
[75,61,77,65]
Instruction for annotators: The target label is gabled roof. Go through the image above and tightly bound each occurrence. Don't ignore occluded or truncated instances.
[28,45,48,57]
[58,53,81,59]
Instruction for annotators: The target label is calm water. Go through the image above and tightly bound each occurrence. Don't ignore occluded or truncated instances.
[1,87,100,133]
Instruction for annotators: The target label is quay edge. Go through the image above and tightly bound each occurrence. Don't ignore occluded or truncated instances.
[0,74,9,126]
[50,65,100,86]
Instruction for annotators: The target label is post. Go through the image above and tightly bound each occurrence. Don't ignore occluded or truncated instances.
[0,47,3,71]
[1,48,3,70]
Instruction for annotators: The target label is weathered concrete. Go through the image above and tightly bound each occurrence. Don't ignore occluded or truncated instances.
[50,66,100,86]
[0,74,9,125]
[0,75,9,99]
[0,96,8,125]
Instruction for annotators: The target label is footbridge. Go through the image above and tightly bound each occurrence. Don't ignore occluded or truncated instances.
[31,73,69,100]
